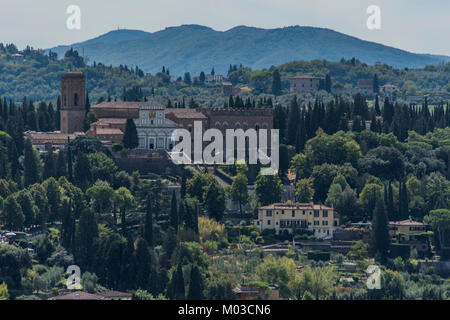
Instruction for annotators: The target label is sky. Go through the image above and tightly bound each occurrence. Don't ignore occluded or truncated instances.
[1,0,449,56]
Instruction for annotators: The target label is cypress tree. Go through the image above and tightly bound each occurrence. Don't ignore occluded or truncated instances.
[373,74,379,93]
[74,151,91,189]
[67,142,73,182]
[123,119,138,149]
[23,138,40,186]
[287,96,300,146]
[370,199,390,262]
[144,194,153,247]
[133,237,152,290]
[76,208,98,270]
[272,69,282,96]
[170,190,178,230]
[171,264,185,300]
[56,150,66,178]
[180,167,186,199]
[43,149,56,179]
[387,182,394,219]
[187,265,204,300]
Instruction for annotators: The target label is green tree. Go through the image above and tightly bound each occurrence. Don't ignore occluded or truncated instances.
[187,265,204,300]
[43,149,56,179]
[23,138,40,186]
[170,264,185,299]
[1,195,24,230]
[88,152,118,183]
[16,189,36,227]
[186,173,215,203]
[144,195,153,246]
[133,237,152,290]
[360,183,383,220]
[255,173,283,206]
[170,190,179,230]
[256,254,297,298]
[123,119,138,149]
[424,209,450,248]
[114,187,135,233]
[43,177,62,222]
[295,178,314,202]
[295,265,337,300]
[290,153,307,181]
[74,151,92,189]
[203,181,225,221]
[86,184,114,214]
[228,173,250,217]
[76,208,98,270]
[272,69,282,96]
[370,199,390,262]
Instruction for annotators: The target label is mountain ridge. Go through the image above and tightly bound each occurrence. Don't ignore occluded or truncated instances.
[48,24,450,76]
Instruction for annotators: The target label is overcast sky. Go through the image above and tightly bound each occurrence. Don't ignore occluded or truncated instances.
[1,0,449,56]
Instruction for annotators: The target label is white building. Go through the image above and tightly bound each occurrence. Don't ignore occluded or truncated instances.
[255,203,340,239]
[135,101,178,150]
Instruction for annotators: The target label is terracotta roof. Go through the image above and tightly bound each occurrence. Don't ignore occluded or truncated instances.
[92,101,142,109]
[95,128,124,135]
[259,203,334,211]
[100,290,132,298]
[95,118,128,124]
[166,108,207,119]
[52,291,104,300]
[26,131,85,142]
[389,219,425,226]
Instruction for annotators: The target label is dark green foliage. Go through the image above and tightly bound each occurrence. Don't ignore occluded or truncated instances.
[123,119,138,149]
[170,264,185,300]
[76,208,98,270]
[23,139,40,187]
[187,265,204,300]
[389,244,410,259]
[170,191,179,230]
[272,69,281,96]
[370,199,391,262]
[307,251,330,261]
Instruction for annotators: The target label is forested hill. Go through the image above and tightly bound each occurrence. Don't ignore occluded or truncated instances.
[1,44,449,103]
[48,25,449,75]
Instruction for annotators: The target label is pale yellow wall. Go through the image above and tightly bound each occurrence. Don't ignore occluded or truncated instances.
[255,207,338,238]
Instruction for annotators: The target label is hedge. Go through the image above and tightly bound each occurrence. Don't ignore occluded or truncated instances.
[307,250,330,261]
[389,243,410,259]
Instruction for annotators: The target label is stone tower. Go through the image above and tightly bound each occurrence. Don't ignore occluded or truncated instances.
[60,72,86,133]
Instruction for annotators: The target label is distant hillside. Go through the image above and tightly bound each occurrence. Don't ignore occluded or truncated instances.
[48,25,449,76]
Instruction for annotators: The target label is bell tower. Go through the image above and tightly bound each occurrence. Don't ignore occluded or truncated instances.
[60,72,86,133]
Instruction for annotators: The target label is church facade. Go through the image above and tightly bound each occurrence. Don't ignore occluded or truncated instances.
[134,101,178,150]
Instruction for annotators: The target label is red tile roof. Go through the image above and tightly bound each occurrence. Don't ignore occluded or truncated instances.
[259,203,334,211]
[389,219,425,226]
[166,108,207,119]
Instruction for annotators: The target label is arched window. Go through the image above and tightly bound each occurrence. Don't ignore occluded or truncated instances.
[74,93,78,106]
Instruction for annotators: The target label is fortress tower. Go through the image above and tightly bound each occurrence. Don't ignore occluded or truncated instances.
[60,72,86,133]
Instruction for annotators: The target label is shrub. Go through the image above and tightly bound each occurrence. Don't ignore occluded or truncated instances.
[389,243,410,259]
[307,250,330,261]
